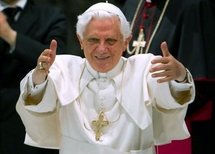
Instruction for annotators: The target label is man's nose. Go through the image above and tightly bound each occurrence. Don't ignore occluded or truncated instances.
[97,42,107,52]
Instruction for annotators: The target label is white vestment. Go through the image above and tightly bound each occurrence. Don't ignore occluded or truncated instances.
[16,54,195,154]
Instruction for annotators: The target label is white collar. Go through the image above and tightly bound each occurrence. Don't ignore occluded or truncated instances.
[85,58,124,79]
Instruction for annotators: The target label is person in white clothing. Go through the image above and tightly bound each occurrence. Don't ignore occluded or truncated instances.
[16,2,195,154]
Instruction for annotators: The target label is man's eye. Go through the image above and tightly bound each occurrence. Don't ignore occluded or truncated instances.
[106,39,117,45]
[87,38,99,43]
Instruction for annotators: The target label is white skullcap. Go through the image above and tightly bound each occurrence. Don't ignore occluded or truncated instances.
[76,2,131,39]
[83,2,126,20]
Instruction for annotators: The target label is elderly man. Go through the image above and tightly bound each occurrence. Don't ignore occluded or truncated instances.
[16,2,195,154]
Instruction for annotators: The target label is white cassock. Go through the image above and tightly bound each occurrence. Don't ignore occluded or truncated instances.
[16,54,195,154]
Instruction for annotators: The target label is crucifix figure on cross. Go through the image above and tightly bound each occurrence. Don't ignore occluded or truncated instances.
[91,111,109,141]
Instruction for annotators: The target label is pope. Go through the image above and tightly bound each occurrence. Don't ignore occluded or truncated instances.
[16,2,195,154]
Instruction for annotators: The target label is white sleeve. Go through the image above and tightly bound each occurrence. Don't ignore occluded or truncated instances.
[170,69,194,91]
[27,72,48,97]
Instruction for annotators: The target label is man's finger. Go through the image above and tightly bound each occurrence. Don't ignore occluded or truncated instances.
[50,39,57,55]
[160,41,170,57]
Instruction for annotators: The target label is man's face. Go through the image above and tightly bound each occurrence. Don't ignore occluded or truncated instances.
[78,16,130,73]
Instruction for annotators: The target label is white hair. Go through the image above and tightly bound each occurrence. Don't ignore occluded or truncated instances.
[76,2,131,40]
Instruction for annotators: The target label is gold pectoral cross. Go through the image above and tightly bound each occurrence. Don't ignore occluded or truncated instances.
[91,111,109,141]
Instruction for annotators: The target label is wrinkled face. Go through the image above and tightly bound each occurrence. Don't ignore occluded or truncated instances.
[78,16,131,73]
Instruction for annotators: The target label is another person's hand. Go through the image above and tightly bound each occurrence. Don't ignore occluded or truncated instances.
[149,41,187,83]
[33,39,57,85]
[0,12,17,47]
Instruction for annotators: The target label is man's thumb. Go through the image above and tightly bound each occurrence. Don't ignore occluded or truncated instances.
[50,39,57,54]
[161,41,170,57]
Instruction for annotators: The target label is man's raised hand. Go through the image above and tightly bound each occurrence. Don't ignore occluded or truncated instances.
[150,41,187,83]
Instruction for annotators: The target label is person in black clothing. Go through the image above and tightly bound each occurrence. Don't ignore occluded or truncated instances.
[122,0,215,154]
[0,0,68,153]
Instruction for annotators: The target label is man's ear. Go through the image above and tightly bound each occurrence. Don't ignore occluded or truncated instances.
[124,35,132,50]
[77,34,84,50]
